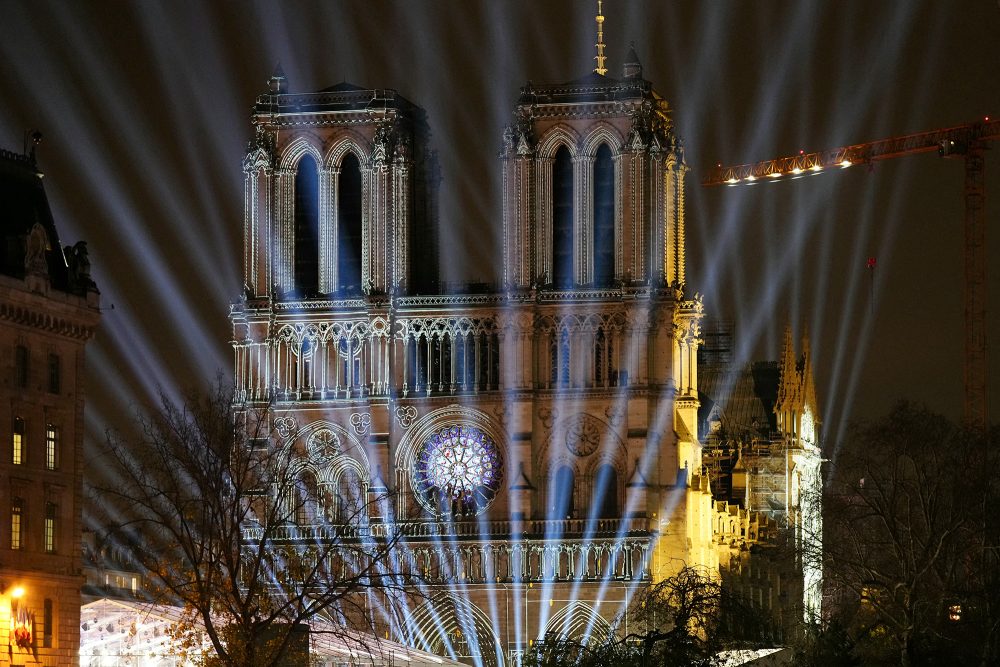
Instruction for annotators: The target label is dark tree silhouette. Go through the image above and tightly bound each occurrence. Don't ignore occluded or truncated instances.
[90,382,410,667]
[810,402,1000,667]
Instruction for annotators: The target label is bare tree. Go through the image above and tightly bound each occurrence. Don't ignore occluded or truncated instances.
[814,402,999,667]
[523,566,770,667]
[90,381,410,667]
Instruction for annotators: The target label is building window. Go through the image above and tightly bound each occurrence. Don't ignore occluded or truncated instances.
[295,472,319,526]
[293,154,320,295]
[45,425,58,470]
[15,345,28,388]
[43,598,53,648]
[549,331,571,388]
[551,145,574,287]
[595,464,619,519]
[48,353,60,394]
[44,502,57,552]
[592,144,615,285]
[11,497,23,550]
[548,466,575,519]
[412,425,503,518]
[13,417,24,465]
[337,152,363,294]
[336,468,365,523]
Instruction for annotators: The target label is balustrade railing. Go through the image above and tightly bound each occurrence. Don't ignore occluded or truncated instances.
[240,522,653,584]
[242,516,649,543]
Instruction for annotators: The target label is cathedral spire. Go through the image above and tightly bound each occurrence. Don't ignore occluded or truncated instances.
[594,0,608,75]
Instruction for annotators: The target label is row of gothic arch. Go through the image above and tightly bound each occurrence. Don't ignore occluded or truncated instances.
[271,121,642,294]
[278,407,630,525]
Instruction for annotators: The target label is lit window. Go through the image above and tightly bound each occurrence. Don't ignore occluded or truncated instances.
[412,425,503,517]
[45,425,58,470]
[13,417,24,465]
[44,502,57,553]
[11,498,23,550]
[15,345,28,388]
[48,353,60,394]
[131,577,138,594]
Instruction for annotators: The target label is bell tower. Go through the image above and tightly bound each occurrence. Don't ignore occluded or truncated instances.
[500,52,687,291]
[242,69,439,300]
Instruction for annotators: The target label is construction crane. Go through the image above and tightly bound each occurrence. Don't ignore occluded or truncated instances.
[703,118,1000,430]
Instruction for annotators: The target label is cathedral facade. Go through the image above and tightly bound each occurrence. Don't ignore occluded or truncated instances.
[230,53,752,665]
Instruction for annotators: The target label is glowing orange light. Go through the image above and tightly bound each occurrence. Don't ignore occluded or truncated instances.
[725,177,739,184]
[767,172,782,178]
[810,165,823,172]
[10,586,25,599]
[791,167,803,175]
[840,159,852,168]
[745,175,757,182]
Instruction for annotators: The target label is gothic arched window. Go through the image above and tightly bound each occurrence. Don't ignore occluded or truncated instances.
[592,144,615,285]
[337,468,365,523]
[294,155,320,294]
[412,425,503,518]
[551,146,574,287]
[594,464,618,519]
[549,465,575,519]
[338,152,363,293]
[295,470,320,526]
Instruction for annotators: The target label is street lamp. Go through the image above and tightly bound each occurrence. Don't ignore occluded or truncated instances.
[6,584,32,650]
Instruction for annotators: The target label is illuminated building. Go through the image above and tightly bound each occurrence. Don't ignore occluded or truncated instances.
[700,323,824,624]
[0,143,101,666]
[230,41,762,666]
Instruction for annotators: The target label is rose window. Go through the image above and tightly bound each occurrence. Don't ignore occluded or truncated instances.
[413,425,502,517]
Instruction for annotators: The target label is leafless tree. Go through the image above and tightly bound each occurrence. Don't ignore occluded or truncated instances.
[523,566,769,667]
[813,402,1000,667]
[90,381,412,667]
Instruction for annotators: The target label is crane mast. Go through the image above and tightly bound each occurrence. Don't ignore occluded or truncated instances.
[704,119,1000,430]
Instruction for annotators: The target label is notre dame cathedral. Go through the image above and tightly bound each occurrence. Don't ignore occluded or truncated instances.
[229,27,821,666]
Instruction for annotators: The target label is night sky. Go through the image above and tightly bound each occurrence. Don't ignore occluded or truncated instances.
[1,1,998,455]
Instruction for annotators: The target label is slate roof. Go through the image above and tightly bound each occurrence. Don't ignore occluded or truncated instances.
[699,361,780,440]
[0,147,70,290]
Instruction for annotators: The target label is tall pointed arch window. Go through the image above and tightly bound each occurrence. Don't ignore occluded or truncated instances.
[594,464,618,519]
[592,144,615,285]
[337,468,365,523]
[551,146,574,287]
[548,465,575,519]
[294,155,320,295]
[295,470,320,526]
[338,152,363,293]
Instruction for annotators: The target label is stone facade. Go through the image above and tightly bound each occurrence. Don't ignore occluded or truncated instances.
[230,59,750,666]
[700,324,824,625]
[0,146,100,666]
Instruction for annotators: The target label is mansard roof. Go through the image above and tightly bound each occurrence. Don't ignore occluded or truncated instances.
[0,146,70,290]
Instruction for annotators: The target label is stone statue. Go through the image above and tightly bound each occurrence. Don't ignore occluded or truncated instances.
[25,222,49,277]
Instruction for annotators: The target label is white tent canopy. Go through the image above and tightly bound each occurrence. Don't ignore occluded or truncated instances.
[80,598,463,667]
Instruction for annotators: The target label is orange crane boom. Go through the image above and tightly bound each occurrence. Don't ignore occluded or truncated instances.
[704,119,1000,430]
